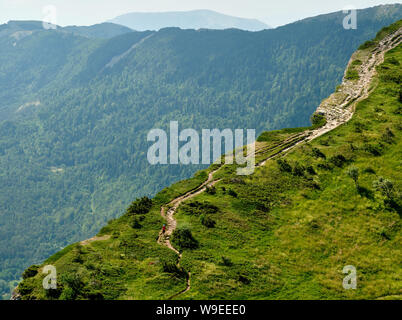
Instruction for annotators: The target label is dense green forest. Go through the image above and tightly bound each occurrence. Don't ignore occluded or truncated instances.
[0,4,401,299]
[17,20,402,299]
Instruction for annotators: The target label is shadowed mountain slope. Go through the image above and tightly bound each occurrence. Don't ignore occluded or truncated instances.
[0,4,401,299]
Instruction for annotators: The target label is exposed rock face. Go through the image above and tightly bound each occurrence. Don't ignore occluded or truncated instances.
[311,27,402,141]
[10,289,21,300]
[257,26,402,167]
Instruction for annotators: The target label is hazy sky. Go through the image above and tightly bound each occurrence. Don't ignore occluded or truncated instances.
[1,0,400,27]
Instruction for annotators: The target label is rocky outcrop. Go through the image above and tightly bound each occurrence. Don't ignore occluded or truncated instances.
[311,27,402,141]
[10,289,21,301]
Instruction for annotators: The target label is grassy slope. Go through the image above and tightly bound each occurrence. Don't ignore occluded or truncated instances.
[176,42,402,300]
[4,8,402,300]
[17,169,214,300]
[18,26,401,300]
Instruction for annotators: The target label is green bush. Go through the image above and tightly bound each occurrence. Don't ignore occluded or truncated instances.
[351,59,363,66]
[306,166,316,175]
[329,154,347,167]
[59,287,76,300]
[221,256,233,267]
[345,69,359,80]
[256,202,271,212]
[364,143,384,156]
[238,274,251,285]
[126,197,153,216]
[22,265,39,279]
[311,147,326,159]
[205,186,217,195]
[230,178,246,185]
[373,177,395,200]
[387,57,400,66]
[306,178,321,190]
[293,163,306,176]
[364,167,376,174]
[354,121,367,133]
[379,68,402,83]
[72,252,83,264]
[317,162,333,171]
[87,291,104,300]
[374,21,402,42]
[359,40,376,50]
[382,128,395,144]
[172,227,199,250]
[182,201,219,216]
[160,255,186,277]
[277,159,292,173]
[200,214,216,228]
[347,167,359,188]
[60,272,85,300]
[161,261,178,274]
[131,217,142,229]
[98,225,113,235]
[228,189,238,198]
[44,287,63,299]
[17,280,34,296]
[310,113,327,128]
[71,245,84,263]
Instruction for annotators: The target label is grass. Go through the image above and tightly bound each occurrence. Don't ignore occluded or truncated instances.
[359,20,402,50]
[345,69,360,81]
[18,31,402,300]
[173,43,402,300]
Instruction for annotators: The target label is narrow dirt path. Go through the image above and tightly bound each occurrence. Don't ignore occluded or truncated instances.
[157,28,402,299]
[309,28,402,141]
[157,168,222,298]
[260,28,401,166]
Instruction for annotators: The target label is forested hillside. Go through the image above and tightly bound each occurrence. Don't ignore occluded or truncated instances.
[16,20,402,300]
[1,4,401,299]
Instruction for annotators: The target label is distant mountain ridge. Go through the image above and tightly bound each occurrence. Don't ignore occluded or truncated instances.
[1,20,132,39]
[0,4,401,300]
[15,20,402,300]
[108,9,270,31]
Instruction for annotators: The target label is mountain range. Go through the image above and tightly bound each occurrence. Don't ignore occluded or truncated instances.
[0,4,401,299]
[108,9,270,31]
[15,19,402,300]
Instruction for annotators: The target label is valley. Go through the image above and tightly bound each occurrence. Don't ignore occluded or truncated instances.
[15,19,402,300]
[2,5,401,300]
[155,25,402,299]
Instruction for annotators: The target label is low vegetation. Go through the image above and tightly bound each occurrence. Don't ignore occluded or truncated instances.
[16,22,402,300]
[3,11,402,300]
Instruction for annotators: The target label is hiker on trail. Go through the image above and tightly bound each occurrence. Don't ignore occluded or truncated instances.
[162,224,166,234]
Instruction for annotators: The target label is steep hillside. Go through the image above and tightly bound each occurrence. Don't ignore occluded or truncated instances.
[16,20,402,300]
[1,5,402,299]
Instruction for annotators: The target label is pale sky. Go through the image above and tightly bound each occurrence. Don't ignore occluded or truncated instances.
[0,0,401,27]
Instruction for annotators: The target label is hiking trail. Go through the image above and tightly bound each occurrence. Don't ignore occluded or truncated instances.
[157,28,402,300]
